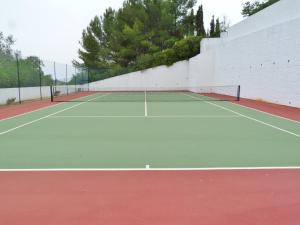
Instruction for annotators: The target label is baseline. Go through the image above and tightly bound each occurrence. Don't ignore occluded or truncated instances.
[1,166,300,172]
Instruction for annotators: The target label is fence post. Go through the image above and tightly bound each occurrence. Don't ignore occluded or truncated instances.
[50,86,53,102]
[15,53,21,104]
[74,67,77,92]
[237,85,241,101]
[53,62,57,89]
[87,68,90,92]
[39,60,42,100]
[66,64,68,95]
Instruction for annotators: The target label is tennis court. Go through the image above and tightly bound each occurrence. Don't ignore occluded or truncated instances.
[1,90,300,225]
[0,90,299,169]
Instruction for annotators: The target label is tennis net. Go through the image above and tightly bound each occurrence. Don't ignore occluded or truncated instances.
[50,85,241,102]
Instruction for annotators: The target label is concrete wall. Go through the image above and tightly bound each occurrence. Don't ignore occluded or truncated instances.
[223,0,300,41]
[188,51,215,88]
[90,60,189,91]
[0,85,79,105]
[0,87,51,104]
[212,0,300,107]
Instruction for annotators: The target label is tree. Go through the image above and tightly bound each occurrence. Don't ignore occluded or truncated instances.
[167,0,197,36]
[242,0,280,17]
[76,0,203,81]
[215,18,221,37]
[0,32,15,55]
[78,16,103,68]
[195,5,205,37]
[183,8,195,36]
[209,15,215,37]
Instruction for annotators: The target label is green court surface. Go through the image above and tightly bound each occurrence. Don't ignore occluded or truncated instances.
[0,92,299,169]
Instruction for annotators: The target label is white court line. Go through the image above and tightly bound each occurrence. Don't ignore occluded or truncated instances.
[50,115,241,119]
[144,91,148,117]
[0,94,110,136]
[183,93,300,138]
[0,93,102,122]
[1,166,300,172]
[230,101,300,124]
[0,101,64,122]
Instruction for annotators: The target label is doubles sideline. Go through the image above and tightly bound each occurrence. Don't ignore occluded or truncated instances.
[0,94,110,136]
[183,93,300,138]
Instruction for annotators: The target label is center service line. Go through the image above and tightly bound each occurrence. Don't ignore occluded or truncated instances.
[144,91,148,117]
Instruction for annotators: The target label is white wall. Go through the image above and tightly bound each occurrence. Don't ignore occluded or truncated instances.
[224,0,300,41]
[90,60,189,91]
[188,51,215,88]
[212,0,300,107]
[0,86,51,104]
[0,85,79,104]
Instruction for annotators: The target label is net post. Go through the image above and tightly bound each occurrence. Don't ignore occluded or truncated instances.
[50,85,54,102]
[237,85,241,101]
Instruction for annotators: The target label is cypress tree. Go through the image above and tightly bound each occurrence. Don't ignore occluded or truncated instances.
[189,9,195,35]
[209,15,215,37]
[195,5,205,37]
[215,18,221,37]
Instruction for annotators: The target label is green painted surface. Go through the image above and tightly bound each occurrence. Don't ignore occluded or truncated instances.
[0,93,299,169]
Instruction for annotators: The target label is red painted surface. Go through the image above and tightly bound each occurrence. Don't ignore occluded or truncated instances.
[0,99,56,120]
[235,98,300,122]
[0,92,92,120]
[203,93,300,122]
[0,170,300,225]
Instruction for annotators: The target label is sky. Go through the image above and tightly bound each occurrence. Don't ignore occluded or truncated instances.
[0,0,249,64]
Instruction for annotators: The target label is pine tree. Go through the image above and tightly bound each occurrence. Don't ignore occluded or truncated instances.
[195,5,205,37]
[76,0,203,76]
[167,0,197,37]
[78,16,103,68]
[242,0,280,17]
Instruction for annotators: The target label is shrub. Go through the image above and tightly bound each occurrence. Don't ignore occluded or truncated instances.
[6,97,16,105]
[54,91,61,96]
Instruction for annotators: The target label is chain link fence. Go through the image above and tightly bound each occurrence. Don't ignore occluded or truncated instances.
[0,53,90,105]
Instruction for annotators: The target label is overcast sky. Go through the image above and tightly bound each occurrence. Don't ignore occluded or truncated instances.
[0,0,249,64]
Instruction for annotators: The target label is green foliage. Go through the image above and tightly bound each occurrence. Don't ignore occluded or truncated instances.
[215,18,221,37]
[6,97,16,105]
[208,16,223,38]
[242,0,280,17]
[0,32,15,55]
[135,35,201,69]
[0,42,54,88]
[76,0,202,82]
